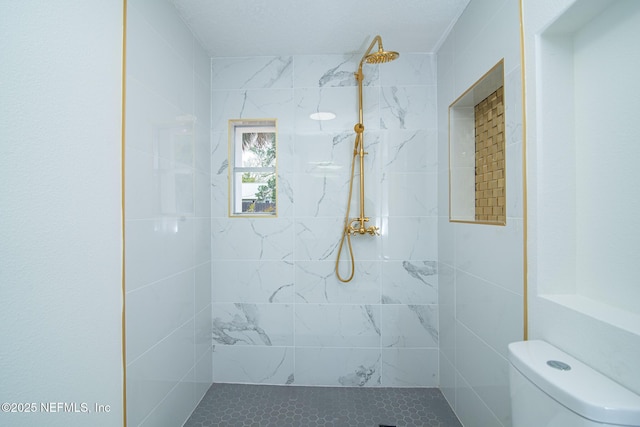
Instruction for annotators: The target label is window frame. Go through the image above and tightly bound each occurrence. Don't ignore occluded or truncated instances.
[228,119,278,217]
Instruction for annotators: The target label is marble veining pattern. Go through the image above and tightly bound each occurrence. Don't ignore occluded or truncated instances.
[211,53,439,387]
[212,303,272,345]
[403,260,437,286]
[212,303,293,346]
[338,362,378,387]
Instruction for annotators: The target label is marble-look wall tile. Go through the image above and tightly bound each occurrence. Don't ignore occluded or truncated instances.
[292,131,353,173]
[300,218,384,262]
[211,56,293,90]
[382,260,438,304]
[212,303,294,346]
[382,217,438,261]
[294,347,381,387]
[294,86,380,132]
[211,218,294,260]
[295,260,381,304]
[381,304,438,348]
[211,89,295,131]
[276,131,295,173]
[213,260,295,303]
[213,345,294,385]
[381,348,439,387]
[381,86,437,130]
[292,171,351,217]
[211,53,439,387]
[380,53,437,86]
[293,54,372,88]
[382,129,438,174]
[383,172,438,216]
[295,304,381,348]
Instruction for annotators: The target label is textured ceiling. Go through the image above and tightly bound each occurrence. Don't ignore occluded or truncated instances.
[171,0,471,57]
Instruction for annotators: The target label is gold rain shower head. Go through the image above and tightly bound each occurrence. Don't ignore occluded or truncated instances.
[359,35,399,66]
[364,47,399,64]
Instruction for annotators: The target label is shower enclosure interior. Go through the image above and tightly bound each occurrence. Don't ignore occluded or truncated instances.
[126,1,440,423]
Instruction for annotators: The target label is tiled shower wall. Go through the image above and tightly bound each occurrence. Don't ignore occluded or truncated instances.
[210,53,439,387]
[124,1,212,425]
[437,0,525,425]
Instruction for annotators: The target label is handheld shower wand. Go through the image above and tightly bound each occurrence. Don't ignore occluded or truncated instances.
[335,35,399,283]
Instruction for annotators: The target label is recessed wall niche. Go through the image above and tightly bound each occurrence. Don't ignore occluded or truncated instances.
[449,60,505,225]
[535,0,640,328]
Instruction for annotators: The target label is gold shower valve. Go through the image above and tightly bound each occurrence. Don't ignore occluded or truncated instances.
[347,218,379,236]
[365,225,380,236]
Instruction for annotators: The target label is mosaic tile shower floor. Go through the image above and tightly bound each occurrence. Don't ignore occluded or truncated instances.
[184,383,462,427]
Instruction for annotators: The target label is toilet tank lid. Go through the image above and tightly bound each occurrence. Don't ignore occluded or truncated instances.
[508,340,640,426]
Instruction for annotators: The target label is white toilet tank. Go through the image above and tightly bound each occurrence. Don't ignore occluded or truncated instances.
[508,340,640,427]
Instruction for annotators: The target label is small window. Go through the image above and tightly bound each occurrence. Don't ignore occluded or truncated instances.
[228,119,277,216]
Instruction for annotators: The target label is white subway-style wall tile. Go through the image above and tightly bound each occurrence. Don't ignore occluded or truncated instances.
[126,320,195,427]
[456,269,523,358]
[126,218,194,291]
[126,270,195,363]
[437,0,524,424]
[454,219,523,295]
[125,1,211,423]
[195,262,211,313]
[455,323,511,426]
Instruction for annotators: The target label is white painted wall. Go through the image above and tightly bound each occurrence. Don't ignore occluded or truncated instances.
[0,2,125,426]
[437,0,525,425]
[524,0,640,396]
[124,0,212,425]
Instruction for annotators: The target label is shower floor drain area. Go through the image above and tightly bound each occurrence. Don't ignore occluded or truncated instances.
[185,383,462,427]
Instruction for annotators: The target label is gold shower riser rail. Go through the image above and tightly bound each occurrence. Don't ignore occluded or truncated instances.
[335,35,398,283]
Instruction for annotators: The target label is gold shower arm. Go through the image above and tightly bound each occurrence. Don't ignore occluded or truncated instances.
[359,35,384,67]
